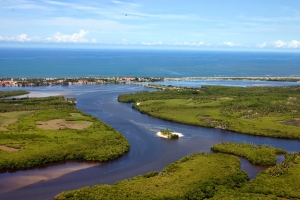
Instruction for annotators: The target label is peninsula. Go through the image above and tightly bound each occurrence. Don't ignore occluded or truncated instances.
[1,76,300,87]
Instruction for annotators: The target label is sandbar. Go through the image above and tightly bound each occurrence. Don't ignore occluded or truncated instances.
[0,162,99,193]
[156,131,184,139]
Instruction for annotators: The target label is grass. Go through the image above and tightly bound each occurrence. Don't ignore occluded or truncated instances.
[55,153,249,200]
[36,117,93,130]
[211,142,286,165]
[0,111,33,131]
[118,85,300,139]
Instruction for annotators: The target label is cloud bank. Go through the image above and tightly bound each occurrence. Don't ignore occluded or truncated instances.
[0,30,95,43]
[1,31,299,50]
[257,40,300,49]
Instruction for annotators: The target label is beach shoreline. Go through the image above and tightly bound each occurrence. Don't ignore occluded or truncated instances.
[156,131,184,139]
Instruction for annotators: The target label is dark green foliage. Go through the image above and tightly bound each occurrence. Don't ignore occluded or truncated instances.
[0,90,29,98]
[267,152,298,177]
[160,129,179,139]
[211,142,286,165]
[0,95,75,112]
[237,152,300,199]
[55,153,249,200]
[142,171,159,178]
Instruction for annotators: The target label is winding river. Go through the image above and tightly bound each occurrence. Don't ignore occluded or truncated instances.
[1,83,300,200]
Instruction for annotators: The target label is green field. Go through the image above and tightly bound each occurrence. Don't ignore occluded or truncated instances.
[118,85,300,139]
[0,94,130,169]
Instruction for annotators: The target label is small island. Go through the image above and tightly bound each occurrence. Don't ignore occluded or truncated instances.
[156,129,183,139]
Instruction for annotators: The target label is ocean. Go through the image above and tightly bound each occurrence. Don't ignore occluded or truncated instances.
[0,48,300,78]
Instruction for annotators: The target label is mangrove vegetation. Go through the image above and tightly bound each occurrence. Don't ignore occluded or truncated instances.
[0,92,129,170]
[55,153,249,199]
[211,142,286,165]
[0,90,28,98]
[118,85,300,139]
[55,150,300,199]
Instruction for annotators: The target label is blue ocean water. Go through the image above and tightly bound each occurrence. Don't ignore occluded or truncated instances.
[0,48,299,78]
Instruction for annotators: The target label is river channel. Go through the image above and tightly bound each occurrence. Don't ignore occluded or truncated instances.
[1,83,300,200]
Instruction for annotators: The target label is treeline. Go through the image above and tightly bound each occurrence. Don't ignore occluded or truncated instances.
[211,142,286,165]
[0,90,28,98]
[0,96,75,112]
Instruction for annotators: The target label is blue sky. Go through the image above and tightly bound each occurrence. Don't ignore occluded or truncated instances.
[0,0,300,50]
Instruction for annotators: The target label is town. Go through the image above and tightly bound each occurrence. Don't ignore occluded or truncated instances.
[0,77,164,87]
[1,76,300,87]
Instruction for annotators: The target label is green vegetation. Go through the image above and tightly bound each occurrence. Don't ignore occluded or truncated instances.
[0,93,129,170]
[0,111,33,131]
[0,90,28,98]
[54,137,300,200]
[211,142,286,165]
[160,129,179,139]
[118,85,300,139]
[244,153,300,199]
[55,153,249,200]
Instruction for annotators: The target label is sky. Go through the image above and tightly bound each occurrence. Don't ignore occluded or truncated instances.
[0,0,300,50]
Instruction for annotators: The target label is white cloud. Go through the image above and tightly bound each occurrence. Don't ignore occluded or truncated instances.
[257,40,300,49]
[46,29,90,43]
[141,41,164,46]
[0,30,96,43]
[273,40,286,48]
[257,42,267,48]
[168,40,212,47]
[287,40,300,48]
[16,34,31,42]
[197,42,204,46]
[222,41,240,47]
[0,34,42,42]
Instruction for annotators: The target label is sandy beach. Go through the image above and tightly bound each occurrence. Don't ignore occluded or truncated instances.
[14,91,72,98]
[156,131,184,139]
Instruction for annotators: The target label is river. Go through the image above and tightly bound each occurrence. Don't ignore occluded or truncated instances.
[0,84,299,200]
